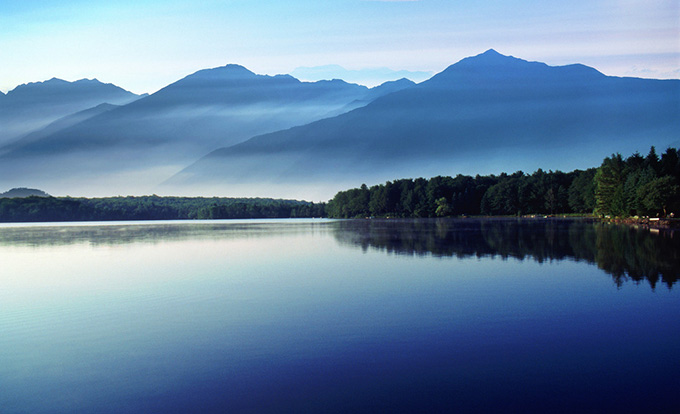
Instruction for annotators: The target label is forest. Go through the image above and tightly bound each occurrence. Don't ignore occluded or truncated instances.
[326,147,680,218]
[0,196,325,222]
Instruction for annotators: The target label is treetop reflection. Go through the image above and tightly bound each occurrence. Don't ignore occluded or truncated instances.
[1,218,676,289]
[331,218,680,289]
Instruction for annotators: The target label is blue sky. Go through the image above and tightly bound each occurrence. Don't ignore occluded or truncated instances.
[1,0,678,94]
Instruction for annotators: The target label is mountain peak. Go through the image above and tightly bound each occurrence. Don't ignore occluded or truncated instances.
[45,77,68,84]
[221,64,254,73]
[175,64,259,86]
[457,49,605,80]
[204,64,256,78]
[425,49,594,87]
[13,78,68,90]
[462,49,525,65]
[369,78,415,93]
[74,78,103,84]
[6,77,136,99]
[481,48,502,56]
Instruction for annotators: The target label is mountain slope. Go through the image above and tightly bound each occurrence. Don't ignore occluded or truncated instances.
[332,78,416,116]
[168,50,680,199]
[0,103,120,157]
[0,66,413,195]
[0,78,142,145]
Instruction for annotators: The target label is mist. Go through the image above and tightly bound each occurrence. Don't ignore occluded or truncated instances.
[166,51,680,199]
[0,66,416,198]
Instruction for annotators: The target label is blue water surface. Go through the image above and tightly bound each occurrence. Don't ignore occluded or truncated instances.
[0,219,678,413]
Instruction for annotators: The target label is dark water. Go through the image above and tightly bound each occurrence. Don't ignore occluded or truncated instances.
[1,218,678,413]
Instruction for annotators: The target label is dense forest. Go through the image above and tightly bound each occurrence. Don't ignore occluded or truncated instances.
[595,147,680,217]
[0,196,325,222]
[327,147,680,218]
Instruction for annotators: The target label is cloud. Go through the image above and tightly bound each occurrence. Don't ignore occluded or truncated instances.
[624,65,680,79]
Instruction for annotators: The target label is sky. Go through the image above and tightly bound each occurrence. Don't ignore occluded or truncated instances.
[1,0,678,94]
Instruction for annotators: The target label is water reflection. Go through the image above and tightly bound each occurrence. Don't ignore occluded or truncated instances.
[1,218,678,413]
[1,218,677,289]
[331,218,680,289]
[0,219,326,247]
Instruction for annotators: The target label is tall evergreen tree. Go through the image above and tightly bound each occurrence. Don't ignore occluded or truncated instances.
[595,154,626,216]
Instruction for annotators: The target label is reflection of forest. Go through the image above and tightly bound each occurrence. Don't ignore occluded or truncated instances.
[332,218,680,289]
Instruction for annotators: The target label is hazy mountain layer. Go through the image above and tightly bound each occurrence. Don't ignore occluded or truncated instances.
[0,66,413,195]
[0,78,142,145]
[168,50,680,200]
[0,188,50,198]
[0,103,119,157]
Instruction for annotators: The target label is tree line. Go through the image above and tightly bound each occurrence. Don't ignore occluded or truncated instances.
[594,147,680,217]
[2,147,678,222]
[327,147,680,218]
[0,195,326,222]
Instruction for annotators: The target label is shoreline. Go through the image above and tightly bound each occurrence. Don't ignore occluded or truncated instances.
[602,216,680,229]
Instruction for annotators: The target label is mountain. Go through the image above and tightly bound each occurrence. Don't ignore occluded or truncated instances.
[0,103,119,157]
[0,78,142,145]
[291,65,432,86]
[0,66,414,195]
[338,78,416,114]
[0,188,50,198]
[167,50,680,200]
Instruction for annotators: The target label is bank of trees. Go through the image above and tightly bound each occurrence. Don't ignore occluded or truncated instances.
[328,147,679,218]
[0,196,325,222]
[2,148,678,222]
[595,147,680,217]
[480,169,596,216]
[326,176,494,218]
[327,169,598,218]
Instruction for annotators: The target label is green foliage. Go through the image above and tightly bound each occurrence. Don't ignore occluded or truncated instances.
[567,169,596,213]
[0,196,90,222]
[594,147,680,217]
[329,146,680,219]
[435,197,451,217]
[595,153,626,216]
[329,175,496,218]
[0,196,326,222]
[637,176,679,216]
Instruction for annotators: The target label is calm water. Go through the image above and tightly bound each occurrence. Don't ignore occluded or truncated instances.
[1,218,678,413]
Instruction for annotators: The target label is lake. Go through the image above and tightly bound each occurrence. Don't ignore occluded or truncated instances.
[1,218,678,413]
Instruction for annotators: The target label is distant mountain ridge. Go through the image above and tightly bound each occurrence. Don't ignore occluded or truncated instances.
[0,103,120,157]
[291,65,432,86]
[0,65,415,196]
[0,78,143,145]
[167,49,680,199]
[1,50,678,200]
[6,77,139,104]
[0,188,50,198]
